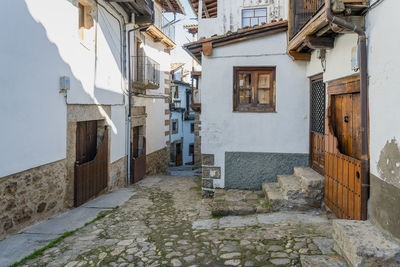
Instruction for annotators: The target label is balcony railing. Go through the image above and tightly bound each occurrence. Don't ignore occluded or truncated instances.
[154,8,175,42]
[131,56,160,89]
[289,0,325,40]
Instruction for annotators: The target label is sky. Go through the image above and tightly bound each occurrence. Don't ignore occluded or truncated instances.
[165,0,199,69]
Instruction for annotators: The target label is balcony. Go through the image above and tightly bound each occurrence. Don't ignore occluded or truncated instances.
[287,0,368,61]
[154,8,176,42]
[131,56,160,90]
[289,0,325,41]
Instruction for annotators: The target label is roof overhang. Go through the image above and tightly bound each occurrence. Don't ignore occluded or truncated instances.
[155,0,185,15]
[183,20,288,64]
[141,24,176,49]
[105,0,153,19]
[189,0,217,18]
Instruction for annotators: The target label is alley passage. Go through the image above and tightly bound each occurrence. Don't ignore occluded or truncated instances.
[24,174,346,267]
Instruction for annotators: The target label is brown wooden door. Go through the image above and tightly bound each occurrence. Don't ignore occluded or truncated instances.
[310,76,325,174]
[75,123,108,207]
[131,127,146,184]
[332,93,361,160]
[76,120,97,164]
[176,143,182,166]
[324,76,366,220]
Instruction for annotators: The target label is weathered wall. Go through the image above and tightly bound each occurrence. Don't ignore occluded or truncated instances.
[109,156,127,190]
[367,0,400,240]
[146,147,169,175]
[306,33,359,82]
[0,160,67,239]
[198,0,287,38]
[194,112,202,168]
[201,32,309,189]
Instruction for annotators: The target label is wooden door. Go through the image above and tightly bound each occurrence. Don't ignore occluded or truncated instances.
[76,120,97,164]
[131,126,146,184]
[176,143,182,166]
[75,123,108,207]
[310,76,325,174]
[324,76,366,220]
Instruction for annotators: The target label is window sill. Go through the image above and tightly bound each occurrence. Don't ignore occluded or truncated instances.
[233,110,277,113]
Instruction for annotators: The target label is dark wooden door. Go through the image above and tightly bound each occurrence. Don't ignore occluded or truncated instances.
[310,76,325,174]
[76,120,97,164]
[131,127,146,184]
[324,76,365,220]
[75,123,108,207]
[176,143,182,166]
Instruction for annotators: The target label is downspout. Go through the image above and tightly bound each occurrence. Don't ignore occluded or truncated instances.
[126,25,152,185]
[325,0,369,220]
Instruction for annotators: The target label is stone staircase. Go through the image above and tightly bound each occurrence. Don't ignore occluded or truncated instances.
[262,167,325,212]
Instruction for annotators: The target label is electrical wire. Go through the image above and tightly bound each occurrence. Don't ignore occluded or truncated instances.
[362,0,385,15]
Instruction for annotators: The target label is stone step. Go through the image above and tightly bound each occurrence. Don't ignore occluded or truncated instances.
[277,175,302,199]
[333,220,400,267]
[294,167,324,191]
[262,183,285,212]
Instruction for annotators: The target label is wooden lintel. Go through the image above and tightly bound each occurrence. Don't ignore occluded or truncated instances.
[202,41,213,57]
[305,36,334,50]
[288,51,311,61]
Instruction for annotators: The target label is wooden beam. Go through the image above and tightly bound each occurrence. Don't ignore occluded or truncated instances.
[202,41,213,56]
[305,36,335,50]
[202,0,210,18]
[288,51,311,61]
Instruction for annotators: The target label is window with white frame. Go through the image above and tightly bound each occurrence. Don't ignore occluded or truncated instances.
[242,8,268,28]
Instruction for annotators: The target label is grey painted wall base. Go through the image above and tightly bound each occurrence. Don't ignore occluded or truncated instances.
[369,174,400,241]
[225,152,309,190]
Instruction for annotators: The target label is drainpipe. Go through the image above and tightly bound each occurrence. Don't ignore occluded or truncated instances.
[126,25,152,185]
[325,0,369,220]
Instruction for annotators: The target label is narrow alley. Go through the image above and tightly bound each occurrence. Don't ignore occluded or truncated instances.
[15,167,345,267]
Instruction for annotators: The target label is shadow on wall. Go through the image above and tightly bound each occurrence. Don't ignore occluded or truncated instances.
[377,138,400,187]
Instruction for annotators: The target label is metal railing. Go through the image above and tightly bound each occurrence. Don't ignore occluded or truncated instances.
[289,0,325,40]
[131,56,160,88]
[154,7,175,41]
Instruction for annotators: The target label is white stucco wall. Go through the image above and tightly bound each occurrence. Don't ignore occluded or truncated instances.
[201,33,308,187]
[198,0,286,38]
[367,0,400,181]
[306,33,359,81]
[0,0,127,177]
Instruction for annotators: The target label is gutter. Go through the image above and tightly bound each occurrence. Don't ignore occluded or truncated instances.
[325,0,369,220]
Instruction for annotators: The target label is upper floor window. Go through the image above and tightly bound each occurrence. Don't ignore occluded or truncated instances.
[242,8,268,28]
[233,67,276,113]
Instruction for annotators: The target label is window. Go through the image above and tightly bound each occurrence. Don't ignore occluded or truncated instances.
[242,8,268,28]
[233,67,276,112]
[79,3,85,40]
[172,119,178,134]
[189,143,194,156]
[190,123,195,133]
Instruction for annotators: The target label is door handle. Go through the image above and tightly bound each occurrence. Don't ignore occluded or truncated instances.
[344,116,349,123]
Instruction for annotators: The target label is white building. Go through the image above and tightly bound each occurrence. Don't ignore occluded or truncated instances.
[170,64,195,166]
[0,0,184,239]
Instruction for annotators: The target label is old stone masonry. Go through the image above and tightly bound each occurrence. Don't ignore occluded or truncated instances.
[23,175,347,267]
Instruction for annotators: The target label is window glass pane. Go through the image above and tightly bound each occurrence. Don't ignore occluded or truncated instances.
[242,9,254,18]
[239,73,252,104]
[254,8,267,17]
[258,74,270,89]
[258,89,270,105]
[242,18,251,27]
[250,18,259,27]
[259,17,267,24]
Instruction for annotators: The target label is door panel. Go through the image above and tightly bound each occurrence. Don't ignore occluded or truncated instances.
[310,77,325,174]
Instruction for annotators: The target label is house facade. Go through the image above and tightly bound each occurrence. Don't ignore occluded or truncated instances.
[0,0,183,239]
[170,64,195,166]
[186,0,400,261]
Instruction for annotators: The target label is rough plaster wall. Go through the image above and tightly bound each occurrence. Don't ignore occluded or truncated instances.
[110,105,127,162]
[198,0,286,38]
[201,33,308,188]
[306,34,359,82]
[367,0,400,188]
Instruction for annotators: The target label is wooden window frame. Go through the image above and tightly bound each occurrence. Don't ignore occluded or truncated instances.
[233,66,276,113]
[242,8,268,28]
[79,3,85,40]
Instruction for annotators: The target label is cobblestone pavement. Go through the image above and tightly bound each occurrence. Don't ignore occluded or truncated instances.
[23,175,346,267]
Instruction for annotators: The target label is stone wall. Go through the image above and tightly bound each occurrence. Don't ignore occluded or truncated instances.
[201,154,217,198]
[109,156,126,191]
[0,159,67,239]
[194,112,202,168]
[146,147,169,176]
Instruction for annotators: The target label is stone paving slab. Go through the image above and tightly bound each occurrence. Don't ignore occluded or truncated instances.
[301,255,348,267]
[8,175,346,267]
[0,188,136,267]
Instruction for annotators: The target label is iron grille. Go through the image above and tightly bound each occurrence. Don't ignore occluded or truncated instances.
[289,0,325,40]
[311,79,325,135]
